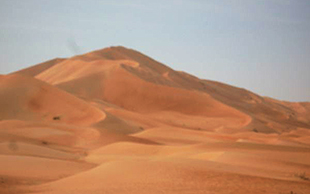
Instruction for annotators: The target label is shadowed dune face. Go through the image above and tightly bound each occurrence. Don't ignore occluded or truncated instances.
[0,74,105,125]
[1,46,310,194]
[13,58,66,77]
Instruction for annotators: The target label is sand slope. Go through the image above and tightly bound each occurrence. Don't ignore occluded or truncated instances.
[13,58,66,77]
[0,74,105,125]
[2,46,310,194]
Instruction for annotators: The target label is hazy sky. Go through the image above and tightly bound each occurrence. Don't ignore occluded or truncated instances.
[0,0,309,102]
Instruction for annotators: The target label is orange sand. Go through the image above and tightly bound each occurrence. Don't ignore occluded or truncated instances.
[1,46,309,194]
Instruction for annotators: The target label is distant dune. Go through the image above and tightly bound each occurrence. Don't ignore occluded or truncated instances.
[1,46,309,194]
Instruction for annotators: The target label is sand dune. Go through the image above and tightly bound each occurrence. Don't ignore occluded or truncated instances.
[13,58,66,77]
[0,74,105,125]
[1,46,309,194]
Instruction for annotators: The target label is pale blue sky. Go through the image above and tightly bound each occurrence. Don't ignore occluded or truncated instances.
[0,0,309,102]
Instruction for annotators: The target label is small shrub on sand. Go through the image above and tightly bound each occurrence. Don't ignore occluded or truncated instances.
[53,116,61,120]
